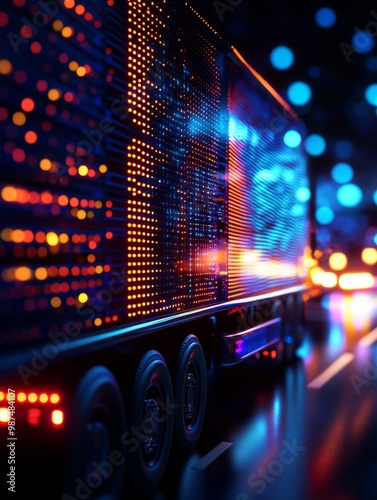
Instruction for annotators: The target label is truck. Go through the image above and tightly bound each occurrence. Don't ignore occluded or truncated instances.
[0,0,312,497]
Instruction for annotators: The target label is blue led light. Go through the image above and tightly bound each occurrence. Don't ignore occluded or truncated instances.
[296,187,311,202]
[374,233,377,245]
[334,140,354,159]
[291,204,306,216]
[316,206,334,224]
[373,190,377,205]
[315,7,336,28]
[283,130,301,147]
[365,84,377,106]
[229,116,248,141]
[331,162,354,183]
[352,30,375,54]
[270,46,294,70]
[287,81,312,106]
[304,134,326,156]
[337,183,362,207]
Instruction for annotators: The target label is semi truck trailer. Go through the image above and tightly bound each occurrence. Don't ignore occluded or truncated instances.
[0,0,312,497]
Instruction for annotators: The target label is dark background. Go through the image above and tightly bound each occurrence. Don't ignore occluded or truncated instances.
[191,0,377,253]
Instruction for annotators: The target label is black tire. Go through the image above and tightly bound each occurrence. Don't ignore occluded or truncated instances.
[63,366,127,500]
[130,350,174,495]
[175,335,207,452]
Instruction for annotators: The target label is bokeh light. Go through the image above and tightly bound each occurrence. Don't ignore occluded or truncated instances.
[287,81,312,106]
[270,46,294,70]
[331,162,354,183]
[352,30,374,54]
[316,206,334,224]
[365,84,377,106]
[337,183,362,207]
[283,130,301,147]
[315,7,336,28]
[304,134,326,156]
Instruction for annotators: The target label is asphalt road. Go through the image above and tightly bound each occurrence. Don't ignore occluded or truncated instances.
[148,291,377,500]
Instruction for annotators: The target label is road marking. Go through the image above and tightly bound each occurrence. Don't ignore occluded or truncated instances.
[359,326,377,347]
[308,353,355,389]
[192,441,233,470]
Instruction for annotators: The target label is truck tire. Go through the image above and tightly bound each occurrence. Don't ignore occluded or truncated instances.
[63,366,127,499]
[175,335,207,452]
[130,350,174,495]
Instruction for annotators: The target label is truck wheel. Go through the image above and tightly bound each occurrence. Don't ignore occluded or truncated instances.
[175,335,207,452]
[63,366,127,499]
[130,350,174,495]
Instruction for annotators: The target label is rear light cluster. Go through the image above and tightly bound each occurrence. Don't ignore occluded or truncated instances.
[0,391,63,427]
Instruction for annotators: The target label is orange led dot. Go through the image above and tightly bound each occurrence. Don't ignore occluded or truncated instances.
[25,130,38,144]
[78,165,88,176]
[51,410,64,425]
[75,4,85,14]
[21,97,35,112]
[52,19,63,31]
[68,60,79,71]
[40,158,52,171]
[58,195,69,206]
[61,26,74,38]
[50,394,60,404]
[51,297,62,308]
[99,164,108,174]
[40,192,52,204]
[28,393,38,403]
[35,267,48,280]
[1,186,17,202]
[39,394,48,403]
[77,209,86,220]
[76,66,86,77]
[12,111,26,126]
[59,233,69,244]
[48,89,61,101]
[46,232,59,246]
[64,0,75,8]
[11,229,24,243]
[15,266,33,281]
[0,392,4,401]
[94,318,102,326]
[0,59,12,75]
[78,292,88,303]
[17,392,26,402]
